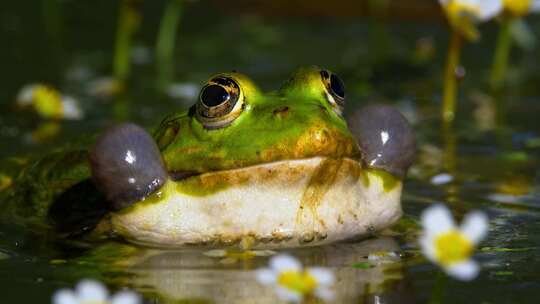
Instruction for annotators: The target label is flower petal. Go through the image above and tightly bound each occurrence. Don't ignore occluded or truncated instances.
[61,96,84,120]
[52,289,78,304]
[111,291,142,304]
[421,204,456,236]
[269,254,302,273]
[307,267,335,286]
[531,0,540,12]
[256,268,277,285]
[314,287,335,301]
[275,286,303,303]
[76,279,108,302]
[460,211,489,244]
[477,0,503,20]
[446,260,480,281]
[430,173,453,185]
[419,235,437,262]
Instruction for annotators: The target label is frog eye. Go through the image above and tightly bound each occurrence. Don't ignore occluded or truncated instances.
[320,70,345,114]
[196,76,244,129]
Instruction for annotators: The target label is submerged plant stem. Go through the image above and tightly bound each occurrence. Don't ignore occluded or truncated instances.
[442,31,463,124]
[428,271,448,304]
[156,0,183,90]
[490,17,514,90]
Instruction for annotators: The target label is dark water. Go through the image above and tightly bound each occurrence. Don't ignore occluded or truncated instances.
[1,1,540,303]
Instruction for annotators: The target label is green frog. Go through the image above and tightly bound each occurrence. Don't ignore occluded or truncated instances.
[0,66,415,248]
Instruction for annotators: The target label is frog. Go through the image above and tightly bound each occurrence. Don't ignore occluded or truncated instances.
[0,66,415,248]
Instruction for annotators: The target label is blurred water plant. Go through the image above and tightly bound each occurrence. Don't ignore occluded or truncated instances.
[438,0,502,123]
[114,0,142,83]
[490,0,540,89]
[156,0,184,90]
[0,173,12,191]
[256,254,334,303]
[52,279,141,304]
[420,204,489,281]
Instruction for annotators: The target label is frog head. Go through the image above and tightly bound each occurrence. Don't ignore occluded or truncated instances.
[89,66,415,247]
[154,66,360,177]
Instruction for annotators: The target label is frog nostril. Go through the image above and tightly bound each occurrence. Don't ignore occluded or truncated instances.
[273,106,290,117]
[89,123,168,210]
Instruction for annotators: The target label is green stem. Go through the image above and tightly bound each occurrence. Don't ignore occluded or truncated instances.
[442,121,458,204]
[442,30,463,124]
[490,17,514,90]
[428,272,448,304]
[156,0,183,90]
[113,0,140,82]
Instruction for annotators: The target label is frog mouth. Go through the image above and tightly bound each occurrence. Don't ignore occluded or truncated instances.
[166,156,363,182]
[169,170,201,181]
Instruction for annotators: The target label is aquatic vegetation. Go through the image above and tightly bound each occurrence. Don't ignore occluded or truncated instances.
[114,0,142,83]
[419,204,489,281]
[156,0,184,90]
[256,254,335,302]
[0,174,12,191]
[490,0,540,89]
[52,279,141,304]
[438,0,502,123]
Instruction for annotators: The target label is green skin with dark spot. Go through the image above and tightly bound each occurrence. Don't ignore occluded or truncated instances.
[0,66,399,238]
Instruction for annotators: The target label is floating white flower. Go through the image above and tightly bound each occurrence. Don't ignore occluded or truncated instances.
[439,0,503,40]
[256,254,334,303]
[52,279,141,304]
[419,204,489,281]
[16,83,83,120]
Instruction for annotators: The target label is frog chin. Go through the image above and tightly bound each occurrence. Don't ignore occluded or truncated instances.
[108,157,403,248]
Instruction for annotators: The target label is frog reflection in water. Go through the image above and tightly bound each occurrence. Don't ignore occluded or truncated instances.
[1,67,415,248]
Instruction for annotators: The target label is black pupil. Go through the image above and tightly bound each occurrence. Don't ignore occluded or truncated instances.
[201,85,230,107]
[330,74,345,99]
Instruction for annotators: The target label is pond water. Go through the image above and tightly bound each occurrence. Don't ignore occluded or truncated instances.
[1,1,539,303]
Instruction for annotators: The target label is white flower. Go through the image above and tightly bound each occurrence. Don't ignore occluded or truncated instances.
[439,0,503,40]
[419,204,489,281]
[16,84,83,120]
[256,254,335,303]
[52,279,141,304]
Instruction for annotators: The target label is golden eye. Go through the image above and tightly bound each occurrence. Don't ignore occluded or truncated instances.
[320,70,345,114]
[196,76,244,129]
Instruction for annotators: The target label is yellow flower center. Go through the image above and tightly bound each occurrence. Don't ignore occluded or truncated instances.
[277,270,318,294]
[504,0,532,16]
[434,230,474,266]
[32,85,64,119]
[444,1,482,41]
